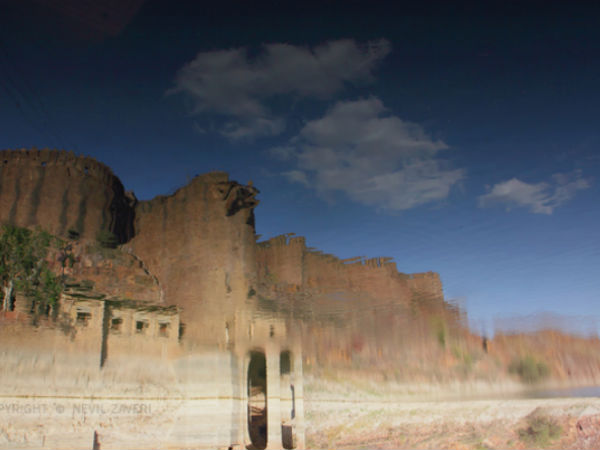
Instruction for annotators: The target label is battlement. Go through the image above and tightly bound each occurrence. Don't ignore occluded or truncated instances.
[342,256,396,268]
[256,233,443,309]
[257,233,306,248]
[260,235,396,270]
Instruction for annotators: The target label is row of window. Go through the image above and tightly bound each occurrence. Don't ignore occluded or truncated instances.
[75,311,171,337]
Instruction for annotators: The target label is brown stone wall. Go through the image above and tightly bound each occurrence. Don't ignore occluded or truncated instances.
[304,253,414,303]
[256,234,456,373]
[407,271,444,302]
[0,149,134,242]
[127,172,259,341]
[256,234,305,288]
[256,234,438,306]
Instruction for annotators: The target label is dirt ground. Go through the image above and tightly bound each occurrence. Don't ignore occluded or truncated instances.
[304,387,600,449]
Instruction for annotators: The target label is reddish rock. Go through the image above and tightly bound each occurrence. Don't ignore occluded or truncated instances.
[577,414,600,439]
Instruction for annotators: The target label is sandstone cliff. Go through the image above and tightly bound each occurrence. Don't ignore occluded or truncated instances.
[0,148,135,242]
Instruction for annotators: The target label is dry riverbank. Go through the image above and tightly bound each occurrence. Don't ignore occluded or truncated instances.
[304,376,600,449]
[305,397,600,449]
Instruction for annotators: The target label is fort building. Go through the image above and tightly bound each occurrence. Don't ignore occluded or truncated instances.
[0,148,449,449]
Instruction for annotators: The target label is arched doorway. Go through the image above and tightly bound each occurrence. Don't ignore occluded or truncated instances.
[247,351,267,449]
[280,350,295,449]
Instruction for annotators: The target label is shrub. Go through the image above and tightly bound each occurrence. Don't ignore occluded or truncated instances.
[437,326,446,348]
[509,355,550,384]
[430,316,447,349]
[518,412,562,447]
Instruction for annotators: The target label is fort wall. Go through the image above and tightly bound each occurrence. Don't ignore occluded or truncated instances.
[127,172,260,341]
[255,235,452,373]
[256,234,442,305]
[256,234,305,288]
[0,149,134,242]
[407,271,444,302]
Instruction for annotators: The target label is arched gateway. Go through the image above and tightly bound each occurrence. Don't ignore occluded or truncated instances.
[247,351,267,449]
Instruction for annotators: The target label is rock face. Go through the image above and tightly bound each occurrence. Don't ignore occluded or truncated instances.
[47,242,163,304]
[0,149,134,243]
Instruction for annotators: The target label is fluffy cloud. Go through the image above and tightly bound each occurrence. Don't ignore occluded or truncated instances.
[274,97,465,211]
[478,171,591,214]
[169,39,391,139]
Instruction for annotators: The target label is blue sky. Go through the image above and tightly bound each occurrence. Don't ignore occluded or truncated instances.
[1,0,599,335]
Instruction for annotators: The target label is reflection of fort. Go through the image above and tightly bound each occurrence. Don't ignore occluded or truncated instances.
[0,149,447,449]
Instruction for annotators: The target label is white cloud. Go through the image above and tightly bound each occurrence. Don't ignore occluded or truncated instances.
[169,39,391,139]
[269,145,297,161]
[276,97,464,211]
[283,170,310,187]
[222,117,285,140]
[551,171,591,205]
[478,170,591,214]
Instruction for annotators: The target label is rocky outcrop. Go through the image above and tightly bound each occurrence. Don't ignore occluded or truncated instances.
[0,148,134,242]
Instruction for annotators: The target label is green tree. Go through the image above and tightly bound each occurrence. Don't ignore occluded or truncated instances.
[0,225,62,318]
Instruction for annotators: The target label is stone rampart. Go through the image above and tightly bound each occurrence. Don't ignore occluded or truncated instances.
[256,234,441,305]
[407,271,444,302]
[256,234,305,287]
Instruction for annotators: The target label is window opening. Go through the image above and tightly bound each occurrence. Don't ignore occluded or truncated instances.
[135,320,148,334]
[76,311,91,326]
[110,317,123,333]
